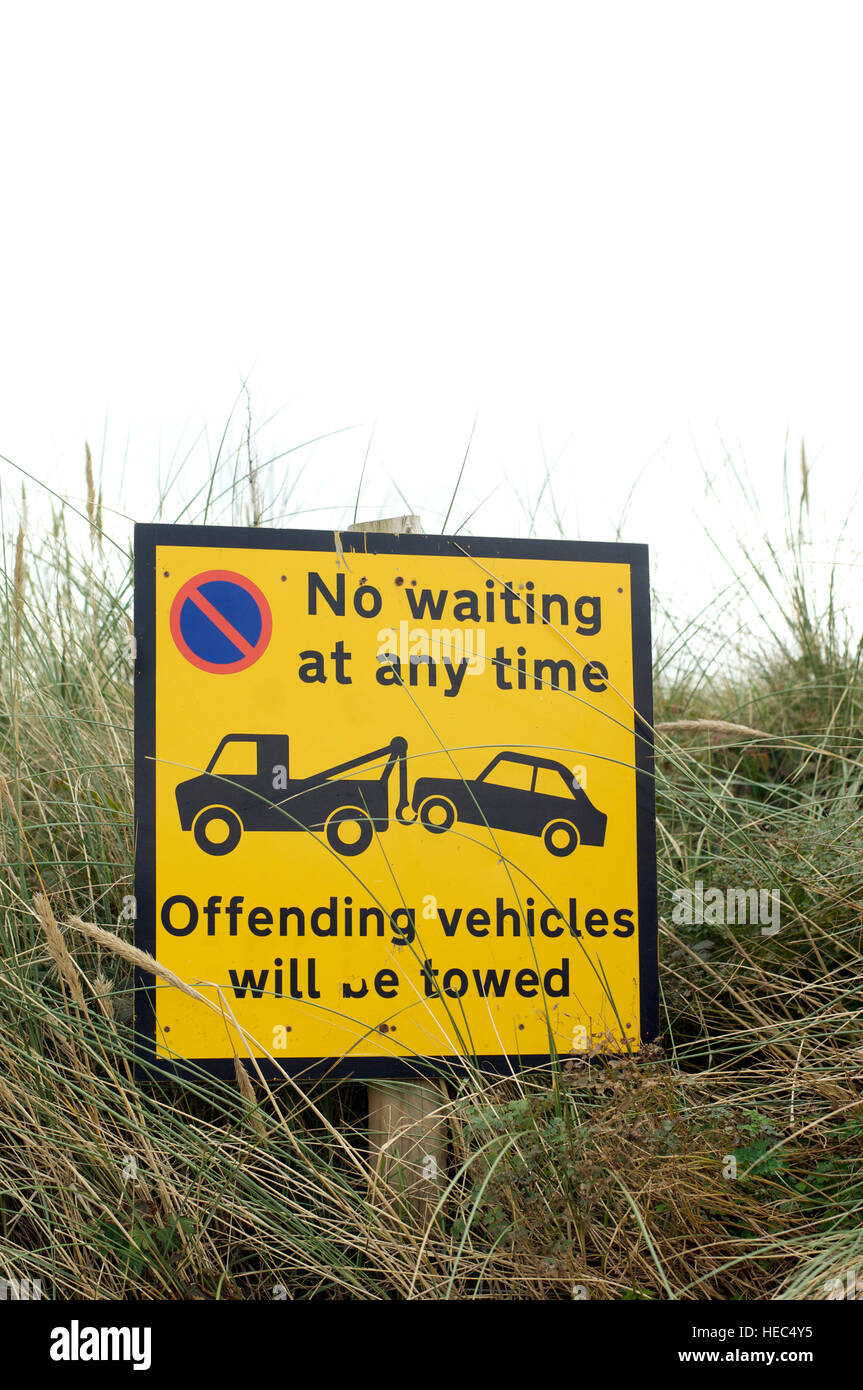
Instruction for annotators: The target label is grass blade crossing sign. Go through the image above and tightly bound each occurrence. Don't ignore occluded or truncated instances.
[134,524,657,1079]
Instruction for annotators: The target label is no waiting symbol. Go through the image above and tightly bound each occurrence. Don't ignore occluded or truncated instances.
[169,570,273,673]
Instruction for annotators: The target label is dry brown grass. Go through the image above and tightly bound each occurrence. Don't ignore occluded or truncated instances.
[0,455,860,1299]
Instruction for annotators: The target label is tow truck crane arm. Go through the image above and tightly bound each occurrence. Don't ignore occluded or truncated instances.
[313,736,415,824]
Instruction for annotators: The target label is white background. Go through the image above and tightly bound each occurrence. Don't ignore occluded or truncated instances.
[2,2,862,655]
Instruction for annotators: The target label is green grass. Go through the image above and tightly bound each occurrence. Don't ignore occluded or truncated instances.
[0,433,861,1300]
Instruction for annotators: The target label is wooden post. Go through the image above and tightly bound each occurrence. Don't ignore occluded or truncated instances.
[366,1078,448,1220]
[347,514,448,1226]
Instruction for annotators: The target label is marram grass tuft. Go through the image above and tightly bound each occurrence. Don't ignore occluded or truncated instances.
[0,439,860,1300]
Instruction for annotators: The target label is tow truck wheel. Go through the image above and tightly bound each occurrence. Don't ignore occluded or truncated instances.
[418,796,456,834]
[193,806,243,856]
[325,806,374,857]
[543,819,579,857]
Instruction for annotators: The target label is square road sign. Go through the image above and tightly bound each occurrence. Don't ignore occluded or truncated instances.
[134,524,657,1079]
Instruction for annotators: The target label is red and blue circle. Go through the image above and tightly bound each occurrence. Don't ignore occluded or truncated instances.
[169,570,272,673]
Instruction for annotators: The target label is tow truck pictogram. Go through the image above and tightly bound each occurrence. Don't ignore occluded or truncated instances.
[175,733,414,858]
[176,736,607,858]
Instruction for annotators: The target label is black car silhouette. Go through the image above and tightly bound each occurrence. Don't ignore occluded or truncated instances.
[411,751,607,855]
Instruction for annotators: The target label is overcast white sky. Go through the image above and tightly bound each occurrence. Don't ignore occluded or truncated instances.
[2,2,862,654]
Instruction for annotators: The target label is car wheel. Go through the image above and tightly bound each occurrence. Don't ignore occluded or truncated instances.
[325,806,374,857]
[542,819,579,857]
[418,795,456,834]
[193,806,243,856]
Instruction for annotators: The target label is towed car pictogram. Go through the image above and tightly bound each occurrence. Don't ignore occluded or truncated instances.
[411,750,607,856]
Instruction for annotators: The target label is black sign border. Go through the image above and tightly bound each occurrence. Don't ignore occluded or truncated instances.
[134,522,657,1082]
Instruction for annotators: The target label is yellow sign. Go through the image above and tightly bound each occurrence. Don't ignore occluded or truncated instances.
[134,525,657,1079]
